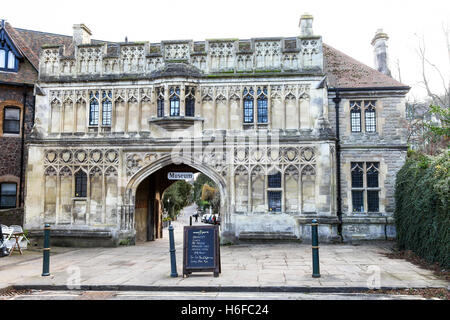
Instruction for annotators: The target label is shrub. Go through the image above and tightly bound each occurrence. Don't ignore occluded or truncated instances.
[394,150,450,269]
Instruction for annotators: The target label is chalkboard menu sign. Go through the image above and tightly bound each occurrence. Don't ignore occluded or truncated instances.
[183,225,221,277]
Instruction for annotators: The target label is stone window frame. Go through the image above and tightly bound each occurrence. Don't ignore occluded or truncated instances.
[0,101,23,137]
[350,162,380,213]
[349,100,378,133]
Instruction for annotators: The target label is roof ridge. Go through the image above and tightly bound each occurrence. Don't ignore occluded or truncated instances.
[13,27,72,38]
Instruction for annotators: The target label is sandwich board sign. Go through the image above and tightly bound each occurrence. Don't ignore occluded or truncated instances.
[183,225,221,277]
[168,172,194,180]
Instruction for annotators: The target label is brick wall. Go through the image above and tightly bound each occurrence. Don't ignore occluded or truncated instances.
[0,83,34,222]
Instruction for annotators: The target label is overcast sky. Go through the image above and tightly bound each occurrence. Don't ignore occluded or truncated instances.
[3,0,449,101]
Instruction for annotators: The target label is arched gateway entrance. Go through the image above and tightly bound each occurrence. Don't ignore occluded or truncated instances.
[125,155,228,242]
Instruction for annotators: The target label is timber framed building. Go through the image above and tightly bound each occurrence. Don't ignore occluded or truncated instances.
[24,15,410,246]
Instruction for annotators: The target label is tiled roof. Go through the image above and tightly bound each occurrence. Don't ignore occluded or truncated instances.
[323,43,408,89]
[5,23,74,71]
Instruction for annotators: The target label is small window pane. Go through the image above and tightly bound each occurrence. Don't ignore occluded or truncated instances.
[365,108,376,132]
[268,191,282,212]
[351,109,361,132]
[185,97,195,117]
[244,98,254,123]
[0,49,5,68]
[89,100,99,125]
[0,183,17,208]
[352,190,364,212]
[157,98,164,117]
[268,172,281,188]
[75,171,87,197]
[3,108,20,134]
[367,191,379,212]
[7,51,15,69]
[367,163,379,188]
[102,100,112,126]
[257,98,268,123]
[351,162,364,188]
[170,97,180,116]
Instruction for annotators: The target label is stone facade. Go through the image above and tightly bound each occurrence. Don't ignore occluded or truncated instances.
[24,15,409,246]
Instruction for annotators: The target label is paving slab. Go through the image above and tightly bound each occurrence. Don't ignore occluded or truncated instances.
[0,218,448,292]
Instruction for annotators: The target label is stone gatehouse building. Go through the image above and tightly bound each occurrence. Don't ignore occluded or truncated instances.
[24,15,410,246]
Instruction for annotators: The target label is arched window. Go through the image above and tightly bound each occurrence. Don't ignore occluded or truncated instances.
[75,170,87,198]
[243,87,254,123]
[257,87,268,123]
[364,101,376,132]
[169,87,180,117]
[89,91,99,126]
[350,101,361,132]
[102,90,112,126]
[157,87,164,117]
[185,87,195,117]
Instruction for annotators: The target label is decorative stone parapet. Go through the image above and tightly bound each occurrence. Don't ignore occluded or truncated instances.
[39,36,323,79]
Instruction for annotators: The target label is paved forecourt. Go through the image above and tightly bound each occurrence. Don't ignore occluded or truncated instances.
[0,209,448,291]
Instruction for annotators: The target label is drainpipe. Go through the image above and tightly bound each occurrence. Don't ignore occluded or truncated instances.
[19,89,27,208]
[332,90,343,241]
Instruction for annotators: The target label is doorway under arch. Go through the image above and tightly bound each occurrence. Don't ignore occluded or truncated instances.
[128,156,227,242]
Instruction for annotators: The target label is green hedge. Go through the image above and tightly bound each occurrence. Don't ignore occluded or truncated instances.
[394,150,450,269]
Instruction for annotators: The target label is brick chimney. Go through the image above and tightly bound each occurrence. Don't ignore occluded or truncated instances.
[73,24,92,45]
[371,29,391,76]
[299,14,314,37]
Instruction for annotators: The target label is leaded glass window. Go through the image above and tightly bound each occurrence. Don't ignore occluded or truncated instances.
[367,191,379,212]
[75,171,87,198]
[365,101,376,132]
[89,91,99,126]
[351,162,364,188]
[257,87,268,123]
[169,87,180,117]
[243,87,254,123]
[157,87,164,117]
[351,162,380,213]
[185,87,195,117]
[268,191,282,213]
[352,190,364,213]
[350,101,361,132]
[102,90,112,126]
[268,171,281,188]
[366,162,379,188]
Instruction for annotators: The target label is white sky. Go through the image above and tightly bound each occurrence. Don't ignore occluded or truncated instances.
[3,0,449,101]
